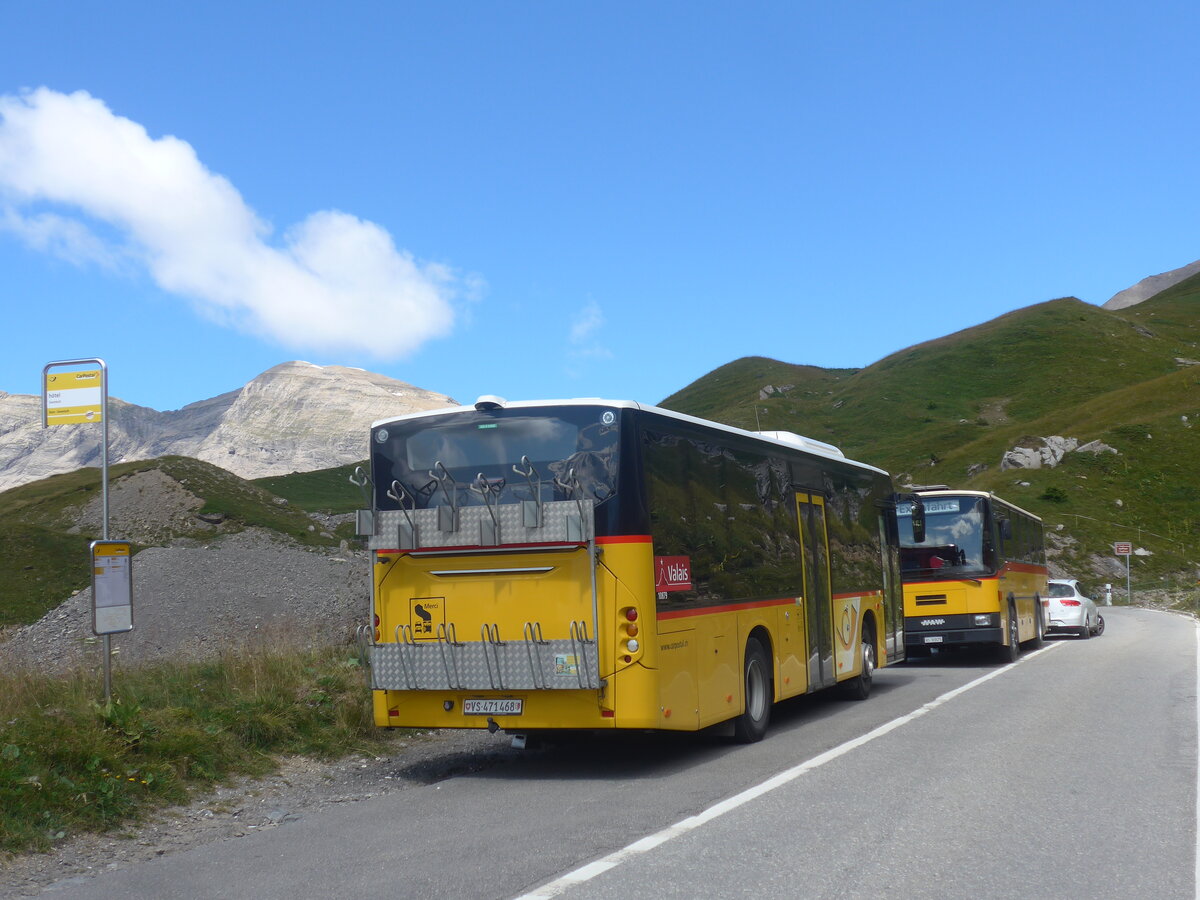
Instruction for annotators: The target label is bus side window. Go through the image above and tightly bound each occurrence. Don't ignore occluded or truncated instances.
[996,513,1012,559]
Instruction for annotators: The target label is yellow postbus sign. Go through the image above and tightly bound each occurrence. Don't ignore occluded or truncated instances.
[44,369,104,425]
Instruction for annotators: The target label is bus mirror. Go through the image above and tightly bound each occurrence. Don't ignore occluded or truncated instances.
[909,498,926,543]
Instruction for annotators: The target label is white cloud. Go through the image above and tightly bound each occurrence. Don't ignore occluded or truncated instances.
[0,87,466,357]
[565,300,613,371]
[569,300,604,344]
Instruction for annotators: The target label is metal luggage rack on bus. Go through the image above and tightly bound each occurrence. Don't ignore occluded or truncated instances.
[368,620,601,691]
[353,465,602,692]
[356,462,594,552]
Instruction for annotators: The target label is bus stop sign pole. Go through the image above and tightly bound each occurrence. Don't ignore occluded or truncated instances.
[43,359,125,703]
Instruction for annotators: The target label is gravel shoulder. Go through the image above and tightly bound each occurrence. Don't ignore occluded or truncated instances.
[0,728,517,897]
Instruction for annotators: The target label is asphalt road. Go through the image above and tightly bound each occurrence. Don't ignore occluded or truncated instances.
[41,606,1197,900]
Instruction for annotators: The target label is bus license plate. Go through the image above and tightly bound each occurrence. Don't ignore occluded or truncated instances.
[924,636,944,644]
[463,698,523,716]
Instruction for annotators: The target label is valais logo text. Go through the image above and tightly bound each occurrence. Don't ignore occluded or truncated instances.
[655,556,693,593]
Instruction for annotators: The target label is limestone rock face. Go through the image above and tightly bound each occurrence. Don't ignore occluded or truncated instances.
[1000,436,1120,471]
[1001,436,1078,470]
[0,362,456,491]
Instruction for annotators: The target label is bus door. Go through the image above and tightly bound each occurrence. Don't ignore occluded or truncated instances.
[796,492,836,690]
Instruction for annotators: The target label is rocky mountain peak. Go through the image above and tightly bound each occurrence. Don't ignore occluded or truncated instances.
[0,362,456,491]
[1103,258,1200,310]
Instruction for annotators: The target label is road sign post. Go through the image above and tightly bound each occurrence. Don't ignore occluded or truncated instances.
[43,359,126,702]
[1113,542,1132,605]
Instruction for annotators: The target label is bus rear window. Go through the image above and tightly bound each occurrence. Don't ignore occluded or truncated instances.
[404,418,581,471]
[371,406,620,510]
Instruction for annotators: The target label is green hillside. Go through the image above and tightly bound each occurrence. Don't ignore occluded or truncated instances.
[661,289,1200,590]
[0,457,347,628]
[4,280,1198,628]
[253,461,366,514]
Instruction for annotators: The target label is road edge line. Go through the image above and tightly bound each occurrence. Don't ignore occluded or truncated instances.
[515,641,1063,899]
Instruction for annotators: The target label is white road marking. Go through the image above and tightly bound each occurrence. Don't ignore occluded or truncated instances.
[1194,619,1200,900]
[517,642,1064,899]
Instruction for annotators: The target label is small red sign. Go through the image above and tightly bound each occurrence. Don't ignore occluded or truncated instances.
[655,556,693,592]
[1113,542,1132,555]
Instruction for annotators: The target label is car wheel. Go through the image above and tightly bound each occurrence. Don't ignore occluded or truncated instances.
[1094,614,1105,636]
[1078,618,1091,640]
[733,638,771,743]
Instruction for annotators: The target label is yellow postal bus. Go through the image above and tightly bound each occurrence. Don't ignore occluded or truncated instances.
[357,398,905,742]
[899,489,1047,660]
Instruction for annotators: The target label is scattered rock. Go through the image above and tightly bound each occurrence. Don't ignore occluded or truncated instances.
[1001,436,1079,470]
[757,384,793,400]
[1076,440,1118,456]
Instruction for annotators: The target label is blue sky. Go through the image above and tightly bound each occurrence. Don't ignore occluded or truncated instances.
[2,2,1198,414]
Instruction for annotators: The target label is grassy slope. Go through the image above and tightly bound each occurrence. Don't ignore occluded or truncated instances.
[252,461,366,514]
[659,289,1200,585]
[0,644,387,854]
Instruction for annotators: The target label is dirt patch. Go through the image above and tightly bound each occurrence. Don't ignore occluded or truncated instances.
[977,399,1010,425]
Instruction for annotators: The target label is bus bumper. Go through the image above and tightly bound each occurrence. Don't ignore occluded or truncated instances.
[905,626,1003,650]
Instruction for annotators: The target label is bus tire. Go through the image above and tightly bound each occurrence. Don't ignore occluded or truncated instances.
[733,638,771,743]
[1028,597,1044,649]
[840,619,875,701]
[1000,601,1020,663]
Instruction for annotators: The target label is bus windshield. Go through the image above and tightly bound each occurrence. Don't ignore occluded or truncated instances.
[898,496,990,577]
[371,405,620,510]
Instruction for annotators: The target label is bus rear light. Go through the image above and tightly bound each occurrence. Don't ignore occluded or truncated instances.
[626,623,639,637]
[374,628,381,641]
[374,614,380,627]
[601,709,615,718]
[1060,599,1081,606]
[626,639,640,653]
[623,655,632,663]
[625,607,638,622]
[388,709,400,717]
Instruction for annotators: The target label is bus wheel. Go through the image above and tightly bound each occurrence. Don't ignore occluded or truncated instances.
[733,638,771,743]
[1028,597,1044,649]
[840,620,875,700]
[1000,603,1020,663]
